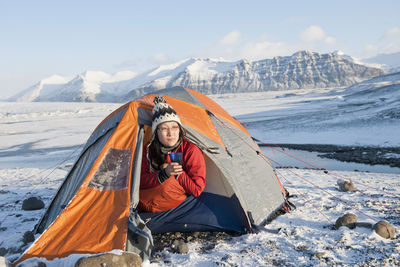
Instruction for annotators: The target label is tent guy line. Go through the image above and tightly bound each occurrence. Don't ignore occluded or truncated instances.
[244,122,400,200]
[0,144,83,246]
[267,156,398,237]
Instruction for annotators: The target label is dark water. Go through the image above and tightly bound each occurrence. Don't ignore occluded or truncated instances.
[1,145,399,174]
[261,147,400,174]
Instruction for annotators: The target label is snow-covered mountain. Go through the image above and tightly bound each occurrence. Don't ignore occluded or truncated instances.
[362,51,400,73]
[8,75,71,102]
[9,71,137,102]
[10,51,384,102]
[230,70,400,147]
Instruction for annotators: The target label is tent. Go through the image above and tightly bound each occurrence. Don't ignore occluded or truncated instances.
[15,87,289,265]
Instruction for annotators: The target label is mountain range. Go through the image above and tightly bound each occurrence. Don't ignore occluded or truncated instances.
[9,51,386,103]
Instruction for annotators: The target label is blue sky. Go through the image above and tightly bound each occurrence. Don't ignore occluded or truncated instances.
[1,0,399,98]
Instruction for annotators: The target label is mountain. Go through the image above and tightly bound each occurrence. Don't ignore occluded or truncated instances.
[8,75,71,102]
[10,71,137,102]
[362,51,400,73]
[232,70,400,148]
[10,51,384,102]
[340,71,400,121]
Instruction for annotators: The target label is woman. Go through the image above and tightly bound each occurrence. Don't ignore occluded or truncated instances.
[138,96,206,213]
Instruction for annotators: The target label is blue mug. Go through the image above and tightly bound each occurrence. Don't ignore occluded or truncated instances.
[169,152,183,164]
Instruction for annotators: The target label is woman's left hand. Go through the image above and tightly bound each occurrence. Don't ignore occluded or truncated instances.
[162,163,183,177]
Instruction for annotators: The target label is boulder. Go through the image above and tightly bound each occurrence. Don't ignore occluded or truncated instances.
[22,197,44,211]
[373,221,396,239]
[23,231,35,244]
[335,213,358,229]
[171,240,189,254]
[0,256,12,267]
[337,179,355,192]
[74,252,141,267]
[0,247,8,257]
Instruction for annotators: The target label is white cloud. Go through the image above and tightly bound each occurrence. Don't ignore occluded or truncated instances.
[300,25,336,45]
[364,44,378,55]
[324,36,336,45]
[301,25,326,42]
[149,53,169,64]
[361,27,400,58]
[218,30,241,46]
[241,40,296,60]
[195,26,340,62]
[381,27,400,39]
[114,54,172,73]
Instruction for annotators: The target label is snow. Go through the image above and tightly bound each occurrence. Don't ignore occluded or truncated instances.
[186,58,238,78]
[12,50,386,103]
[148,58,196,77]
[209,82,400,147]
[0,93,399,266]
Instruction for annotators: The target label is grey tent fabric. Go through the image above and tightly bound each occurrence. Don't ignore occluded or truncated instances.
[150,86,207,109]
[209,113,285,225]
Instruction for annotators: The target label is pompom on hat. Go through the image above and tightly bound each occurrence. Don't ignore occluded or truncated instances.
[151,96,182,134]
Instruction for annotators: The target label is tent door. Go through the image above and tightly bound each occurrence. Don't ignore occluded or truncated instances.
[125,125,153,260]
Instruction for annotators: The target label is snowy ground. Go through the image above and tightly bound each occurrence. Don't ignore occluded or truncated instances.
[0,90,399,266]
[209,88,400,147]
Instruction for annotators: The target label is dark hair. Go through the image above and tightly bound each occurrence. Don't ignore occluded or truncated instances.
[148,124,185,170]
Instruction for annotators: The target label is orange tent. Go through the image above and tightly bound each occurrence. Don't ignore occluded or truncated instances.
[15,87,287,265]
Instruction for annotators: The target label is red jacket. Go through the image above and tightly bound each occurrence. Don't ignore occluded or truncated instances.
[138,138,206,212]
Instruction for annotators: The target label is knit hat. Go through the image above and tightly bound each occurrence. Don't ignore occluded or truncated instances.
[151,96,181,134]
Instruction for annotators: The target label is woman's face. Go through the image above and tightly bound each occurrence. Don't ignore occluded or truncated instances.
[157,121,180,147]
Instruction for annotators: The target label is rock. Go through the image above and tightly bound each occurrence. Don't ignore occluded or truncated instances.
[192,232,201,237]
[373,221,396,239]
[337,179,355,192]
[74,252,142,267]
[0,256,12,267]
[0,247,8,256]
[335,213,358,229]
[36,262,47,267]
[314,252,326,259]
[23,231,35,244]
[171,240,189,254]
[22,197,44,211]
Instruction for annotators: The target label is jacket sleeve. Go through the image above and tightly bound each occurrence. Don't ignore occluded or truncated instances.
[177,143,206,197]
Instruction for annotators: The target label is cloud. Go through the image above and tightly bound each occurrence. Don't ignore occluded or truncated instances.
[241,40,296,60]
[381,27,400,39]
[195,26,341,62]
[218,30,241,46]
[114,59,143,69]
[114,53,172,72]
[149,53,170,65]
[300,25,336,44]
[193,30,243,60]
[324,36,336,45]
[239,25,339,60]
[301,25,325,42]
[362,27,400,57]
[364,44,378,55]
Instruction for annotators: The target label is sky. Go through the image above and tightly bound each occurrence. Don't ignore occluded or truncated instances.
[0,0,399,99]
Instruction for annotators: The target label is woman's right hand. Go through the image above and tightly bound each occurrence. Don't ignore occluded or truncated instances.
[162,162,183,177]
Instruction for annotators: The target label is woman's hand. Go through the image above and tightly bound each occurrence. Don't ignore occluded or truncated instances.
[162,162,183,177]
